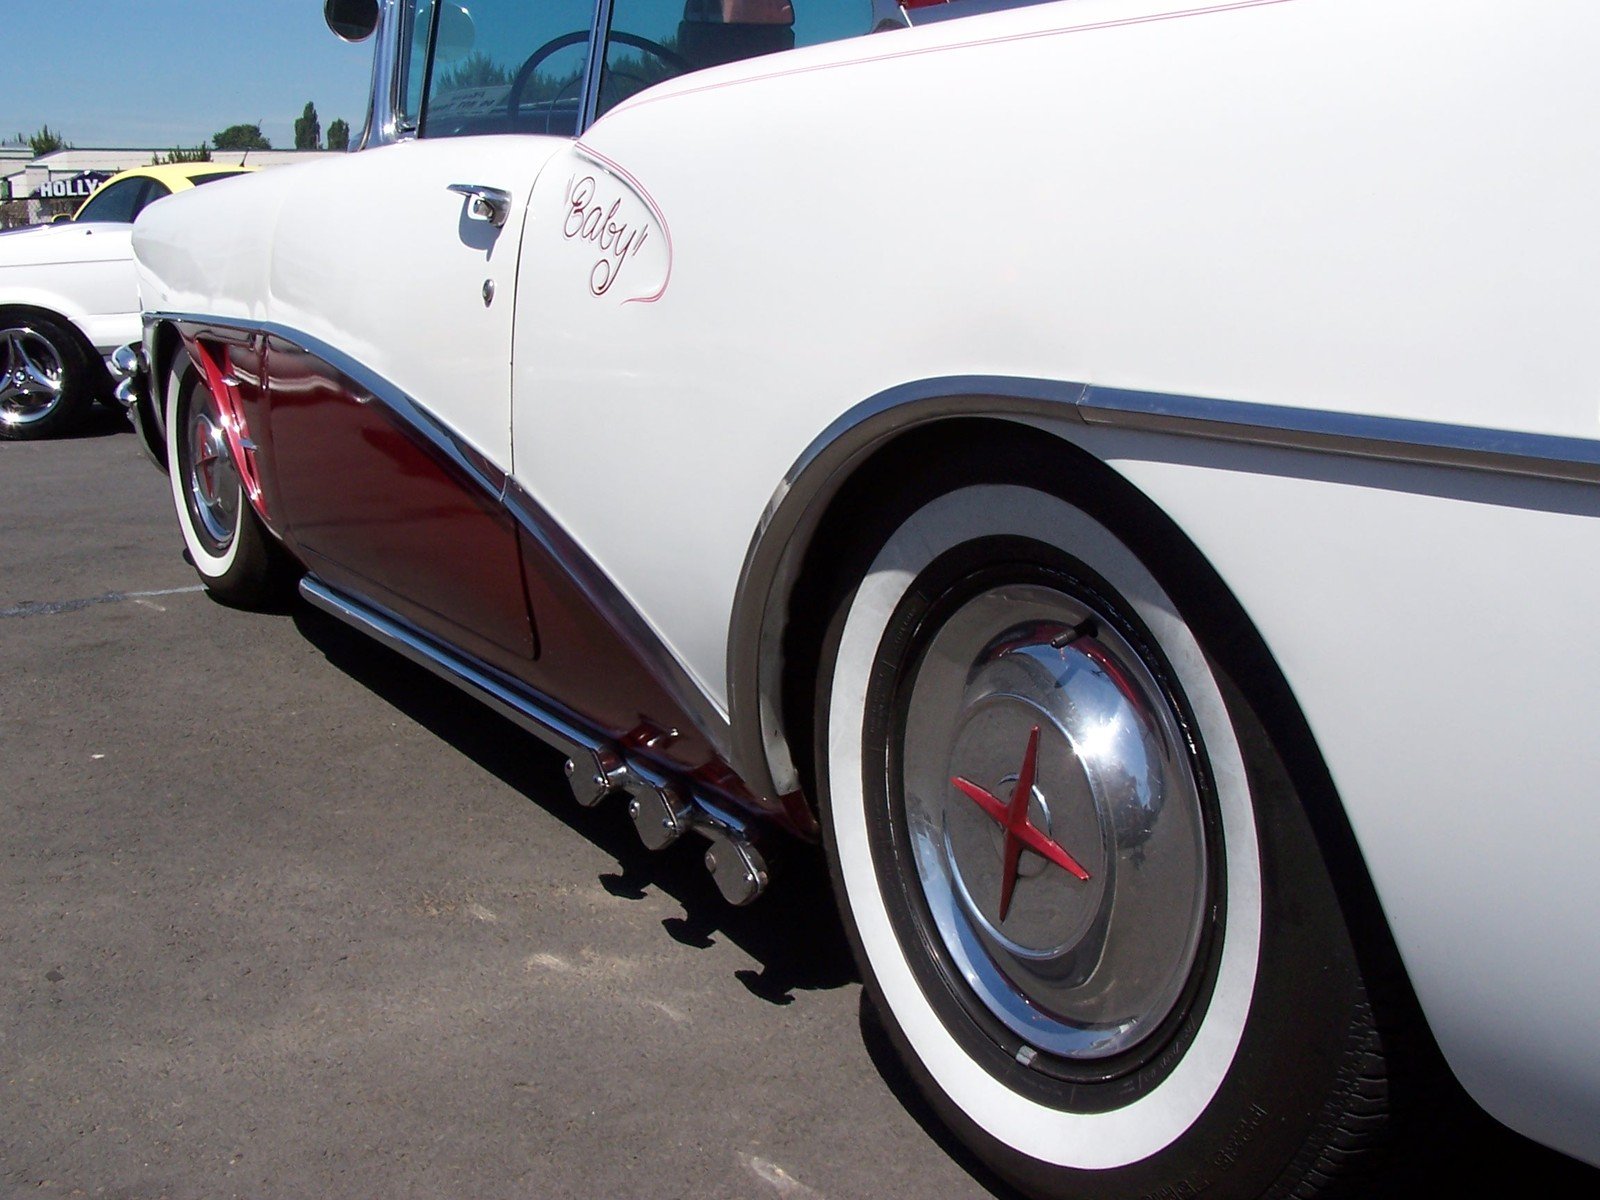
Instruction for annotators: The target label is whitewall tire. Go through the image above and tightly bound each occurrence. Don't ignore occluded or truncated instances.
[815,460,1414,1199]
[165,355,294,607]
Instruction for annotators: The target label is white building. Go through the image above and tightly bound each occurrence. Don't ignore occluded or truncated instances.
[17,147,344,202]
[0,139,32,203]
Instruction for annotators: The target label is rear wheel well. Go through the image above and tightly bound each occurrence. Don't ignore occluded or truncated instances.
[775,416,1440,1072]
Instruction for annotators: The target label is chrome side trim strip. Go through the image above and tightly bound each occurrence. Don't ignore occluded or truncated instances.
[301,575,594,760]
[728,374,1600,801]
[146,312,506,499]
[1079,385,1600,485]
[761,376,1600,514]
[149,311,735,763]
[301,575,763,873]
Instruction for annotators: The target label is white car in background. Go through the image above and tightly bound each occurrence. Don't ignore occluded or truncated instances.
[0,162,250,439]
[132,0,1600,1196]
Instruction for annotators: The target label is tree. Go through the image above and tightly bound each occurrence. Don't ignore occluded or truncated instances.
[26,124,71,155]
[152,145,213,165]
[212,123,271,151]
[326,119,351,152]
[438,50,510,91]
[294,102,321,151]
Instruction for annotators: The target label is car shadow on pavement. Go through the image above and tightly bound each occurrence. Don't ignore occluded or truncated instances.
[291,600,859,1006]
[287,603,1600,1197]
[858,997,1028,1200]
[56,403,134,439]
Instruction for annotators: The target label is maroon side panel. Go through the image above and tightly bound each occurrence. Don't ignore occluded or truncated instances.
[514,527,792,828]
[263,337,537,670]
[178,325,789,833]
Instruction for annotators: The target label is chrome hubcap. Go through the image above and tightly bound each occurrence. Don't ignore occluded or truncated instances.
[899,583,1209,1061]
[0,326,65,427]
[185,396,240,548]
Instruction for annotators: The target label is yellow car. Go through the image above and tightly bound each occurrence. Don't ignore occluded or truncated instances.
[70,162,255,224]
[1,162,254,439]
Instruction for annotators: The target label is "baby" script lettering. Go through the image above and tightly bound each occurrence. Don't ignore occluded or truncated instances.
[563,175,650,298]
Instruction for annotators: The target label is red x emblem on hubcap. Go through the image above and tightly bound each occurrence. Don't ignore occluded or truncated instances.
[951,725,1091,921]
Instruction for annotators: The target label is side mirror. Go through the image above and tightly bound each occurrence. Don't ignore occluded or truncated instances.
[325,0,380,42]
[50,213,73,224]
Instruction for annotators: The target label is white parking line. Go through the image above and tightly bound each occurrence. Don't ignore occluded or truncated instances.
[0,585,205,619]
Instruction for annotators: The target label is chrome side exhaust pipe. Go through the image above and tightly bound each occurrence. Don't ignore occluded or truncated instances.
[299,576,774,907]
[565,747,628,808]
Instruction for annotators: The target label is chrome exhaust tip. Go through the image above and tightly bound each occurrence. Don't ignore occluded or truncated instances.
[109,343,146,410]
[565,747,628,808]
[628,785,693,851]
[704,834,769,906]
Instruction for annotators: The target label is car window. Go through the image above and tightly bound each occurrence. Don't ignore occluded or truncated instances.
[132,181,173,218]
[189,171,251,188]
[75,177,162,224]
[598,0,877,117]
[397,0,432,134]
[417,0,598,138]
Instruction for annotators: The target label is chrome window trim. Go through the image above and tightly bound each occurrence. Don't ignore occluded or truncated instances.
[361,0,605,146]
[726,374,1600,802]
[356,0,412,149]
[357,0,916,147]
[580,0,619,134]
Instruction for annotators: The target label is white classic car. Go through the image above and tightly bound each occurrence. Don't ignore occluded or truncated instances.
[0,163,251,439]
[131,0,1600,1196]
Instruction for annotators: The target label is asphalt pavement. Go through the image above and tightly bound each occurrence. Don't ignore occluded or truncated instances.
[3,413,1596,1199]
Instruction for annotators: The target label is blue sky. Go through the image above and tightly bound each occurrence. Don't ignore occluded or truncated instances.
[0,1,373,150]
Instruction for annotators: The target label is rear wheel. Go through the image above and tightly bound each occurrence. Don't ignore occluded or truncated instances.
[816,468,1421,1199]
[166,355,294,607]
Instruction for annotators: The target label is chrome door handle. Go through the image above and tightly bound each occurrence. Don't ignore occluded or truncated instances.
[447,183,512,228]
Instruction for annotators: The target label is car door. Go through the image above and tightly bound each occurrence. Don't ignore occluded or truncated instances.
[262,0,597,672]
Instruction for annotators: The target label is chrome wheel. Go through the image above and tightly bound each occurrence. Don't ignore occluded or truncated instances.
[899,583,1209,1063]
[0,325,66,430]
[183,390,241,552]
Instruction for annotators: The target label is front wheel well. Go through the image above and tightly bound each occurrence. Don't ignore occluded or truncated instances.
[147,319,185,403]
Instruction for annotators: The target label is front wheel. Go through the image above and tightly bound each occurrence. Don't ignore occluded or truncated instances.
[817,471,1421,1199]
[165,354,295,607]
[0,313,96,439]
